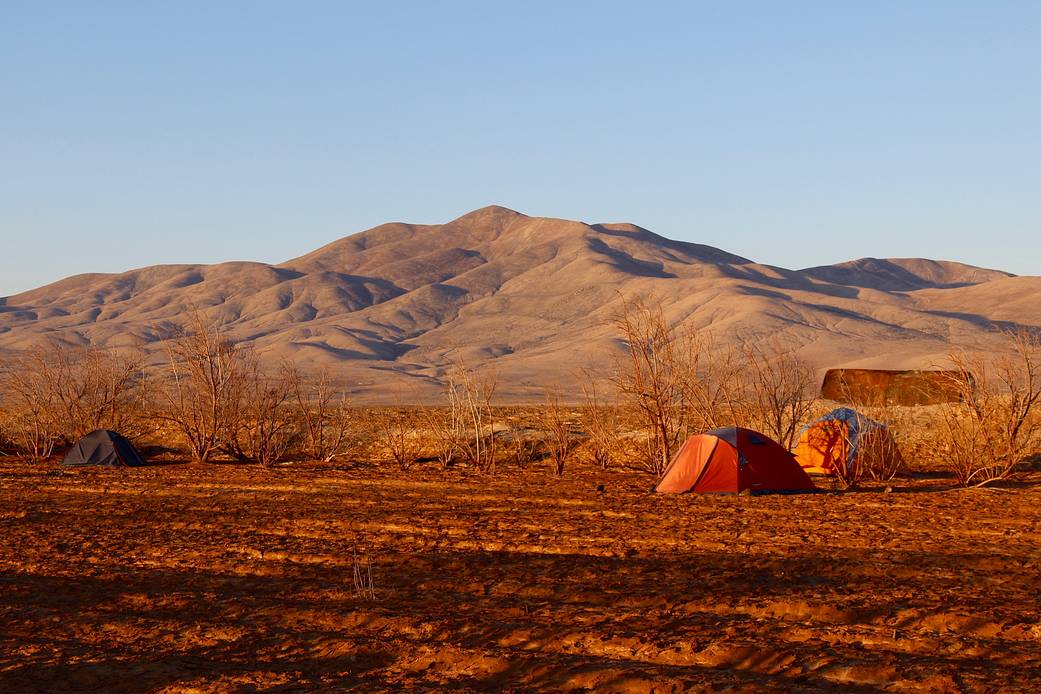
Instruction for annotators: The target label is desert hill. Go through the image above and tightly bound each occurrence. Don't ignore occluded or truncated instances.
[1,206,1036,400]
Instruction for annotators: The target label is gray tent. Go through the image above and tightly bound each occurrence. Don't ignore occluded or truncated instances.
[62,430,146,467]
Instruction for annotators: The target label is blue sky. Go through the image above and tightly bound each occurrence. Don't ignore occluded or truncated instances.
[2,2,1039,296]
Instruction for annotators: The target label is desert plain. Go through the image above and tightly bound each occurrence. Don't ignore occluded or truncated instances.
[2,442,1040,692]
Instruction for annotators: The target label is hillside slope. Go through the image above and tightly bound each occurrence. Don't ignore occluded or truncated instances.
[1,206,1035,399]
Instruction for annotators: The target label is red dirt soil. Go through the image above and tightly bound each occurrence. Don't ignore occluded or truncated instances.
[2,459,1040,692]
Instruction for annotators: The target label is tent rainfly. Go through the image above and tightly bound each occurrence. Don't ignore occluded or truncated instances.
[656,427,816,495]
[62,430,147,467]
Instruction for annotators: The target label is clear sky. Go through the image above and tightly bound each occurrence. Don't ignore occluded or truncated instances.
[3,2,1039,296]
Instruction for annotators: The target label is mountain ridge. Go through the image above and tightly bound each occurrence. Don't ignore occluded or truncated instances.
[1,206,1035,400]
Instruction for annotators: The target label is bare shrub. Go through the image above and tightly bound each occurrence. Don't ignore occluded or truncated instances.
[579,377,620,469]
[539,389,579,476]
[0,355,61,461]
[379,407,422,470]
[434,364,498,473]
[47,342,150,440]
[0,429,13,457]
[288,366,358,462]
[156,312,253,463]
[610,296,746,474]
[830,416,869,490]
[0,415,12,455]
[679,335,744,432]
[825,379,912,484]
[740,339,816,450]
[937,331,1041,487]
[0,341,150,459]
[226,364,298,466]
[422,398,466,470]
[611,297,687,474]
[507,435,542,468]
[853,399,912,482]
[861,428,905,482]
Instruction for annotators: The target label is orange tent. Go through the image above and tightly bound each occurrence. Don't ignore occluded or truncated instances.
[794,408,905,476]
[656,427,816,494]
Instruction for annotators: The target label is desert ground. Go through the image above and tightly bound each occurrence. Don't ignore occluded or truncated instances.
[2,451,1040,692]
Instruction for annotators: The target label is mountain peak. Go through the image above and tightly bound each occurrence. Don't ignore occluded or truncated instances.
[450,205,526,224]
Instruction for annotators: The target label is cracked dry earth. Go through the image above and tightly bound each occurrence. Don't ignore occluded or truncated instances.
[1,459,1040,692]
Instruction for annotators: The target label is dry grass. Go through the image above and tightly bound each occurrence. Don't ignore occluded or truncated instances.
[351,548,377,602]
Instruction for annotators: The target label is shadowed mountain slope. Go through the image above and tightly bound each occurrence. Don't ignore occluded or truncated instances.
[1,206,1035,400]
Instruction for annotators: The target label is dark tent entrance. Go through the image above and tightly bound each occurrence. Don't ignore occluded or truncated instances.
[62,430,146,467]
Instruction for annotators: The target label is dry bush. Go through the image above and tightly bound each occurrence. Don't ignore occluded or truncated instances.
[679,336,744,432]
[825,380,914,483]
[612,296,820,476]
[739,339,816,450]
[506,435,542,468]
[852,398,913,482]
[41,342,151,440]
[0,423,13,456]
[0,397,59,461]
[579,378,621,469]
[612,295,792,474]
[539,389,579,476]
[888,405,948,472]
[828,413,870,490]
[861,429,905,482]
[830,446,866,489]
[378,407,422,470]
[156,312,254,463]
[225,364,298,466]
[288,366,359,462]
[422,400,466,469]
[611,297,689,474]
[0,340,150,460]
[823,431,903,489]
[429,364,498,473]
[0,353,61,461]
[937,331,1041,487]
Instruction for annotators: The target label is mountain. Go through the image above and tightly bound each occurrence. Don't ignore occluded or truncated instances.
[1,206,1036,400]
[800,257,1014,291]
